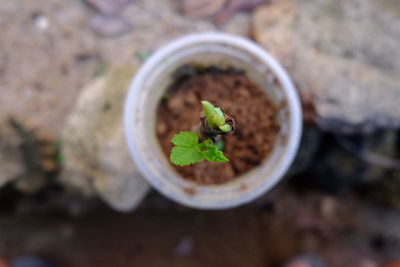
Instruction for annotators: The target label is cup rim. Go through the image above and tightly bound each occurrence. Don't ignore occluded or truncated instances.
[124,32,302,209]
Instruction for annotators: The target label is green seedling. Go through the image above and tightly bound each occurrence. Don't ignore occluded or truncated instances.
[201,100,232,132]
[170,100,235,166]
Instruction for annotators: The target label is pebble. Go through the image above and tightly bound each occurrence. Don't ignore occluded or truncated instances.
[33,13,49,32]
[89,15,132,37]
[85,0,136,15]
[180,0,227,18]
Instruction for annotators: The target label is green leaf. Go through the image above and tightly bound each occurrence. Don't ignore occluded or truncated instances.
[171,131,199,146]
[199,138,229,163]
[170,132,204,166]
[202,146,229,162]
[170,146,204,166]
[170,132,229,166]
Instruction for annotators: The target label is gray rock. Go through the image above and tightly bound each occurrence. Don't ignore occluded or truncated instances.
[85,0,136,15]
[219,13,251,36]
[89,15,132,37]
[179,0,227,18]
[60,67,150,211]
[253,0,400,133]
[213,0,270,24]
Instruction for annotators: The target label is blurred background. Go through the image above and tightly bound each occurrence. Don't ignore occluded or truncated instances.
[1,0,400,266]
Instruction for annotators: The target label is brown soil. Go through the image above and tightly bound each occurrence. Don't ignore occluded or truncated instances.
[156,67,279,184]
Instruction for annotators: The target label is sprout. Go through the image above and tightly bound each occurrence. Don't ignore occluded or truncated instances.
[170,100,235,166]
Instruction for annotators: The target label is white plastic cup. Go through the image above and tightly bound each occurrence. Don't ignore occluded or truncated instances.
[124,33,302,209]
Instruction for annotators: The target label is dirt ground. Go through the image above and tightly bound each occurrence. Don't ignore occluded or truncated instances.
[0,181,399,267]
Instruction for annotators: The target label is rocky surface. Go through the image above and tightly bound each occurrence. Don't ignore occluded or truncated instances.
[179,0,227,18]
[61,67,149,211]
[0,0,218,204]
[0,0,399,265]
[178,0,269,24]
[85,0,137,15]
[220,13,251,36]
[0,0,263,204]
[253,0,400,133]
[0,0,262,209]
[0,0,216,139]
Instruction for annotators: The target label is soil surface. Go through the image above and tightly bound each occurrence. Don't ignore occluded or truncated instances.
[156,68,279,184]
[2,185,399,267]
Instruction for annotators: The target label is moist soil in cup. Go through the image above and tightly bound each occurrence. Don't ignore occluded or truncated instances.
[156,67,280,185]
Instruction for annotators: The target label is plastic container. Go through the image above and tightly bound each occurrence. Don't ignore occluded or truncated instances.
[124,32,302,209]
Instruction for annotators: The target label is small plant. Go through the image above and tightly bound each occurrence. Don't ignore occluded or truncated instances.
[170,100,236,166]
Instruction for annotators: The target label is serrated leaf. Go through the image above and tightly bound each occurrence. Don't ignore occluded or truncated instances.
[170,132,204,166]
[170,146,204,166]
[170,132,229,166]
[202,145,229,162]
[171,131,199,146]
[199,138,229,163]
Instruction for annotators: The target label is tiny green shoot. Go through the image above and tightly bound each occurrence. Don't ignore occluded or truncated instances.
[170,100,235,166]
[201,100,232,132]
